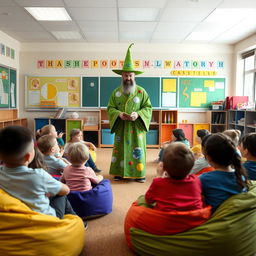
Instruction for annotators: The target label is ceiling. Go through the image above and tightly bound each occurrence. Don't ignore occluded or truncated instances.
[0,0,256,44]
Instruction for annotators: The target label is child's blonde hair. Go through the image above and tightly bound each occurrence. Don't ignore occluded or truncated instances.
[37,135,56,154]
[36,124,55,140]
[223,129,241,147]
[68,142,89,165]
[163,142,195,180]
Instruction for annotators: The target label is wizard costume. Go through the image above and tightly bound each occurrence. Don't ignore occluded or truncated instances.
[108,43,152,179]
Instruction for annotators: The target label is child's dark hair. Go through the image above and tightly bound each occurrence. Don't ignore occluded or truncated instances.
[172,128,186,141]
[29,147,48,170]
[0,126,33,162]
[241,133,256,157]
[197,129,210,140]
[204,133,249,189]
[163,142,195,180]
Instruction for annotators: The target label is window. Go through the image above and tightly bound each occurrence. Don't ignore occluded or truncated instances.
[242,50,256,102]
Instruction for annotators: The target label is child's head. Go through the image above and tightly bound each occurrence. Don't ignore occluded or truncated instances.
[29,147,48,170]
[223,129,241,147]
[196,129,210,144]
[163,142,195,180]
[0,126,34,167]
[172,128,186,142]
[36,124,57,140]
[204,133,248,188]
[69,128,83,142]
[37,135,59,155]
[240,133,256,158]
[68,142,89,166]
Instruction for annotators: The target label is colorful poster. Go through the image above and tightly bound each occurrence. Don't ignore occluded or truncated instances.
[26,76,80,108]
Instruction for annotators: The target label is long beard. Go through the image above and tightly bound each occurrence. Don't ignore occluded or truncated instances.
[122,79,135,94]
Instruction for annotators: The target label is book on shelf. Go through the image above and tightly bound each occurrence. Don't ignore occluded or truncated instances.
[54,108,66,119]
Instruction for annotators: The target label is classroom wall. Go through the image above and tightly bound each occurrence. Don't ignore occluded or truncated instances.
[233,33,256,96]
[0,30,20,112]
[19,42,233,131]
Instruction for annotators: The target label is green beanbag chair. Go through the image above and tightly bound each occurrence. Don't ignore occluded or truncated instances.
[125,182,256,256]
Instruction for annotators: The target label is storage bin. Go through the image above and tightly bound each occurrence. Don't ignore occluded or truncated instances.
[101,129,115,145]
[146,130,159,145]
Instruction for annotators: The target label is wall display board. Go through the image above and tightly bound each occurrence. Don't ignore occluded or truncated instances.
[179,77,225,108]
[26,76,81,109]
[0,65,10,108]
[9,69,17,108]
[82,77,99,107]
[161,77,177,108]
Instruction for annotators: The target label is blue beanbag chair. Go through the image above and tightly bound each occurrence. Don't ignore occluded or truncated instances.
[67,179,113,218]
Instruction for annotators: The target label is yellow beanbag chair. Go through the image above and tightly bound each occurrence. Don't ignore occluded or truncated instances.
[0,189,85,256]
[89,149,97,162]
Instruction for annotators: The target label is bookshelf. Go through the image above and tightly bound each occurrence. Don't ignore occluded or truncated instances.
[206,110,227,133]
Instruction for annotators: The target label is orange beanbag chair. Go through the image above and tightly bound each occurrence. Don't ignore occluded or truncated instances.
[124,196,211,248]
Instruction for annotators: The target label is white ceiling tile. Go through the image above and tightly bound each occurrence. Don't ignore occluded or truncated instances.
[193,22,234,33]
[119,22,157,32]
[84,32,118,42]
[0,0,16,6]
[9,31,56,41]
[218,0,256,8]
[39,21,78,31]
[160,8,212,22]
[118,0,167,8]
[0,6,34,21]
[152,32,186,40]
[155,22,197,33]
[14,0,64,7]
[119,8,159,22]
[64,0,116,8]
[119,31,151,42]
[166,0,222,9]
[0,20,45,31]
[78,21,117,32]
[68,8,117,21]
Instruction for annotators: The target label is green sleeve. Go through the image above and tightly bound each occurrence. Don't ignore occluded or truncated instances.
[137,90,152,132]
[107,91,121,133]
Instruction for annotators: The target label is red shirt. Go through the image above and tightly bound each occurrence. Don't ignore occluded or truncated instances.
[145,174,203,212]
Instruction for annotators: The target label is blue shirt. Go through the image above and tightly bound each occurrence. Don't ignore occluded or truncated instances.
[200,170,245,212]
[0,165,62,216]
[44,155,68,175]
[243,161,256,180]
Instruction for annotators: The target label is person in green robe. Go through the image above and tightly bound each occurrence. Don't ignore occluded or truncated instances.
[107,43,152,183]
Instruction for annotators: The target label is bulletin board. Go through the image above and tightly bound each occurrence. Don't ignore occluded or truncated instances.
[10,69,17,108]
[161,77,178,108]
[26,76,81,109]
[0,65,10,108]
[179,77,225,108]
[99,76,160,107]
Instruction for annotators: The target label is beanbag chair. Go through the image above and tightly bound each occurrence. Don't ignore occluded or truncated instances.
[125,196,211,248]
[68,179,113,219]
[195,166,214,176]
[0,188,85,256]
[89,149,96,162]
[125,182,256,256]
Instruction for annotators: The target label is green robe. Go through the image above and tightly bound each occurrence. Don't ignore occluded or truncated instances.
[107,85,152,178]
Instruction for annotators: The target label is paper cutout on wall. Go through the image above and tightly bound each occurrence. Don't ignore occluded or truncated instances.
[163,79,176,92]
[204,80,215,88]
[191,92,207,107]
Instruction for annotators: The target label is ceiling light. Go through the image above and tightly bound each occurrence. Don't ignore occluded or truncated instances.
[25,7,72,21]
[51,31,82,40]
[119,8,159,22]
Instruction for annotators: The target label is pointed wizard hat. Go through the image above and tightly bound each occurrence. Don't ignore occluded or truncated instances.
[112,43,143,75]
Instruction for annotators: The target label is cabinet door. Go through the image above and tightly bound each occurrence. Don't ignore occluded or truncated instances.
[193,124,210,146]
[66,119,83,141]
[179,124,193,146]
[35,118,50,131]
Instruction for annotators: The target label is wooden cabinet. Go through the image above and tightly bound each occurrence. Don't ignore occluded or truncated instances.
[193,123,210,146]
[160,110,178,144]
[206,110,227,133]
[0,110,27,129]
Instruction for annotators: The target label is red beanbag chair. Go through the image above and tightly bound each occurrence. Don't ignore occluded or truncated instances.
[124,196,211,248]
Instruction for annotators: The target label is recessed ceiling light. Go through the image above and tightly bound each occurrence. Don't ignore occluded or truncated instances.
[51,31,82,40]
[25,7,72,21]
